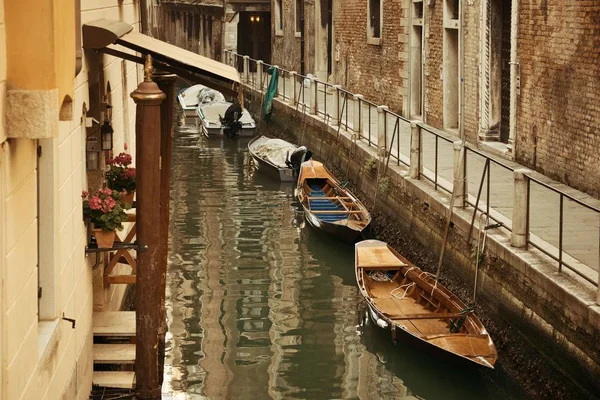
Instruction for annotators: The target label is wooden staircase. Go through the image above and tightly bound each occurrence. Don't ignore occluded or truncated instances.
[92,311,137,390]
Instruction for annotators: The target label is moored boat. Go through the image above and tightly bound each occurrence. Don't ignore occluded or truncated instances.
[355,239,497,369]
[248,136,311,182]
[177,84,225,117]
[297,160,371,242]
[196,101,256,137]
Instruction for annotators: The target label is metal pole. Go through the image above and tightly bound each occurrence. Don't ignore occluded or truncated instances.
[131,55,166,400]
[152,70,177,386]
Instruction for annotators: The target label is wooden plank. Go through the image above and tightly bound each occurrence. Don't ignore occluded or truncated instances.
[307,196,352,199]
[93,311,136,336]
[386,311,473,320]
[310,210,364,214]
[92,371,136,389]
[93,344,136,364]
[106,275,137,285]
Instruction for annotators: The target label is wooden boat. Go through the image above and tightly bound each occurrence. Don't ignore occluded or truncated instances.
[297,160,371,242]
[248,136,310,182]
[355,239,497,369]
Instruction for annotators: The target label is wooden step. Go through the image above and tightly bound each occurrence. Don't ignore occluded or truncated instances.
[106,275,136,285]
[93,311,136,337]
[93,371,135,389]
[93,344,136,364]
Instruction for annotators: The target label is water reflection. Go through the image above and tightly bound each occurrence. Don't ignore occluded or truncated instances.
[163,123,525,399]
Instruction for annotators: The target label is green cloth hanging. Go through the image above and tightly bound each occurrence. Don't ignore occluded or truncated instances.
[262,66,279,122]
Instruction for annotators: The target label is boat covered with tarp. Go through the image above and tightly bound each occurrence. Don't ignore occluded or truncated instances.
[248,136,311,181]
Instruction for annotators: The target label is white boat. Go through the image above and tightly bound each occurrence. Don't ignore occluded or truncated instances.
[177,84,225,117]
[195,101,256,137]
[248,136,310,182]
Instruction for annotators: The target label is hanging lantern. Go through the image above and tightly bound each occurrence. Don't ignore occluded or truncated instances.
[86,135,100,171]
[101,120,114,151]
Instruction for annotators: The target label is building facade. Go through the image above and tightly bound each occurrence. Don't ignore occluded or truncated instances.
[269,0,600,198]
[0,1,141,399]
[159,0,272,68]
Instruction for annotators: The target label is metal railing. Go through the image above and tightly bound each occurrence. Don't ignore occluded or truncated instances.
[224,50,600,288]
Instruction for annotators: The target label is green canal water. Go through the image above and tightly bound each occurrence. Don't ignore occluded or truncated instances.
[162,123,527,399]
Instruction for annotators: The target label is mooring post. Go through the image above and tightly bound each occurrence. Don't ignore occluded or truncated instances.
[452,141,466,208]
[152,70,177,386]
[377,105,389,152]
[511,168,531,248]
[289,71,297,106]
[309,78,318,115]
[243,56,249,83]
[353,94,363,138]
[131,55,166,400]
[257,60,264,89]
[409,121,421,179]
[332,85,341,126]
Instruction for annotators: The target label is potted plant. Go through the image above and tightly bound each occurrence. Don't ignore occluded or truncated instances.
[82,188,131,248]
[106,150,136,206]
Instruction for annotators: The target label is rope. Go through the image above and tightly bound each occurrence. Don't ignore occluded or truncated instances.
[391,282,415,300]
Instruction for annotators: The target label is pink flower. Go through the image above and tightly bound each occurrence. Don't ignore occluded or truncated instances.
[124,143,129,150]
[88,196,102,210]
[81,190,89,198]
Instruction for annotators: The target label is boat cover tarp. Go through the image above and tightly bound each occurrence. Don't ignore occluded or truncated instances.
[250,137,297,168]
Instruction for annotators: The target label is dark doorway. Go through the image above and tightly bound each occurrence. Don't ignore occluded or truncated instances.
[500,0,511,143]
[237,11,272,72]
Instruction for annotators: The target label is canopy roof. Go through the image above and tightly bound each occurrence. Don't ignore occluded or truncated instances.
[82,19,240,94]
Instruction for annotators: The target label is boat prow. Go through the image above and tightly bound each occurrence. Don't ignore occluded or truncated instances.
[355,239,497,369]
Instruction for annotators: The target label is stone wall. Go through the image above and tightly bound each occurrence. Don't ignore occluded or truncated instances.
[515,0,600,198]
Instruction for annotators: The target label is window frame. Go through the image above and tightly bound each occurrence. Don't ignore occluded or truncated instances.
[367,0,383,45]
[275,0,284,36]
[295,0,303,38]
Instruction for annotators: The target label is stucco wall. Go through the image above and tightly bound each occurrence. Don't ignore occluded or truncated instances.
[0,1,140,399]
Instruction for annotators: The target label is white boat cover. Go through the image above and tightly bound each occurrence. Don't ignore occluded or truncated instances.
[197,102,256,127]
[250,137,298,168]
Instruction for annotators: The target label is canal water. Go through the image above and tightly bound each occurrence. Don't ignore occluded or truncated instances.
[162,123,527,399]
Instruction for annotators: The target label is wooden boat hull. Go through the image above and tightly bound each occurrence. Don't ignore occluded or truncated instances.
[301,203,363,242]
[355,239,497,369]
[297,160,371,242]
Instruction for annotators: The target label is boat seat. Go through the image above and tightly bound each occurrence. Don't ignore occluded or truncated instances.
[308,193,348,221]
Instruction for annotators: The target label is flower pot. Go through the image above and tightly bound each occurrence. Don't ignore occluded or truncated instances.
[122,190,135,206]
[93,229,117,249]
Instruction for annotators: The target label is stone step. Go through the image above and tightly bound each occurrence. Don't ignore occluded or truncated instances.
[93,344,136,364]
[92,371,136,389]
[93,311,136,337]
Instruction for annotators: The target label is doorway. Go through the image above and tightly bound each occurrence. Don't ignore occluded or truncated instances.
[237,11,271,72]
[315,0,333,81]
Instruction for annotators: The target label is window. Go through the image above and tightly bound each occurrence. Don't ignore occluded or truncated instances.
[410,0,424,118]
[295,0,303,37]
[443,0,460,130]
[368,0,382,44]
[275,0,283,35]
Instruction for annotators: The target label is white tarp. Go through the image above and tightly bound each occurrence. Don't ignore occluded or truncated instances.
[250,137,298,168]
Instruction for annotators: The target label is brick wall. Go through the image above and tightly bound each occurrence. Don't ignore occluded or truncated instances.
[271,0,302,72]
[424,2,443,128]
[516,1,600,198]
[463,3,480,143]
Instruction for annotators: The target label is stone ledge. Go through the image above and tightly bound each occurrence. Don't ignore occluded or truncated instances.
[6,89,59,139]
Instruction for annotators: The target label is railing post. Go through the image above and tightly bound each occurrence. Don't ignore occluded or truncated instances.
[273,66,280,97]
[289,71,297,106]
[452,141,466,208]
[243,55,249,83]
[511,168,531,248]
[353,94,363,138]
[309,78,318,115]
[409,121,421,179]
[332,85,341,125]
[377,105,389,150]
[257,60,264,89]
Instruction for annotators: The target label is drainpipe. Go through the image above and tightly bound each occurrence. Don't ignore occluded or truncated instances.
[458,0,465,140]
[507,0,519,155]
[140,0,150,35]
[75,0,82,76]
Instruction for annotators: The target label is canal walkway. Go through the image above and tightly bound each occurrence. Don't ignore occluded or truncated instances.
[236,66,600,287]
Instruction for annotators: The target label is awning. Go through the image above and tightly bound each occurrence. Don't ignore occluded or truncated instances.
[82,19,240,95]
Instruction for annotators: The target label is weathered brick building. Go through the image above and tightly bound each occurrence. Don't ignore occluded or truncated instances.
[268,0,600,198]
